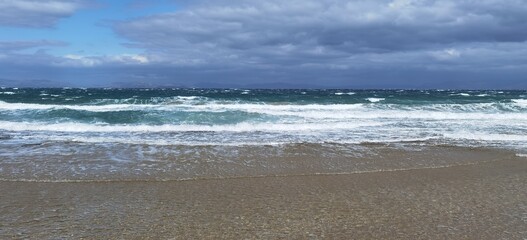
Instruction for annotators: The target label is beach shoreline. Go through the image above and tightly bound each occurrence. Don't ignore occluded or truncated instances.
[2,152,526,239]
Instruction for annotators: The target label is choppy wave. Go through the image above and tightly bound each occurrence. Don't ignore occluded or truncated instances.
[1,99,526,112]
[1,100,526,123]
[0,88,526,156]
[0,121,382,133]
[512,99,527,107]
[366,97,385,102]
[0,88,526,182]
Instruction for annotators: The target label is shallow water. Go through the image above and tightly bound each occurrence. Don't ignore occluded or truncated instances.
[0,142,516,182]
[0,88,526,181]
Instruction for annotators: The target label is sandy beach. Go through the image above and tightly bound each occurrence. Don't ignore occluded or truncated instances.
[1,152,526,239]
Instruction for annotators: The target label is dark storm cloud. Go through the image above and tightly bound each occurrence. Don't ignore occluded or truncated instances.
[113,0,527,66]
[0,0,86,28]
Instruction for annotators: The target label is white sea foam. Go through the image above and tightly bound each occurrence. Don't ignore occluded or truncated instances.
[336,92,355,95]
[244,109,526,121]
[443,132,527,141]
[366,98,385,103]
[38,135,288,146]
[512,99,527,107]
[0,121,382,133]
[449,93,471,97]
[0,101,149,111]
[172,96,202,100]
[0,101,526,122]
[0,100,367,112]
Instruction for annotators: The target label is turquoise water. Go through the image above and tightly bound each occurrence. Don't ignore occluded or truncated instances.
[0,88,526,181]
[0,88,526,145]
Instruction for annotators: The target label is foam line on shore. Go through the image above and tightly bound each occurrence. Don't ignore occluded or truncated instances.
[0,157,511,184]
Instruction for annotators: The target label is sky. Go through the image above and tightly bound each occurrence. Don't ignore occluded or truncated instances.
[0,0,526,89]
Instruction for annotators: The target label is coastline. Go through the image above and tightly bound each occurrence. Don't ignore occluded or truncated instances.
[1,149,526,239]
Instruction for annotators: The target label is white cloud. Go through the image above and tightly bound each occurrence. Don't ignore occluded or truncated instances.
[63,54,101,67]
[431,48,461,61]
[62,54,150,67]
[131,55,148,63]
[0,0,86,27]
[388,0,417,9]
[0,0,79,13]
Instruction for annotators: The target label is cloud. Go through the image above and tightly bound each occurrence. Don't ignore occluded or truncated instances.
[0,40,68,52]
[0,0,86,28]
[2,0,527,88]
[61,54,149,66]
[0,43,149,69]
[113,0,527,67]
[430,48,461,61]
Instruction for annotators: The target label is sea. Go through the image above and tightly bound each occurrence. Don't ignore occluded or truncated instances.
[0,88,526,181]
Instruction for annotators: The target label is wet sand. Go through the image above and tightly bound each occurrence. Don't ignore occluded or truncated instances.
[1,156,527,239]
